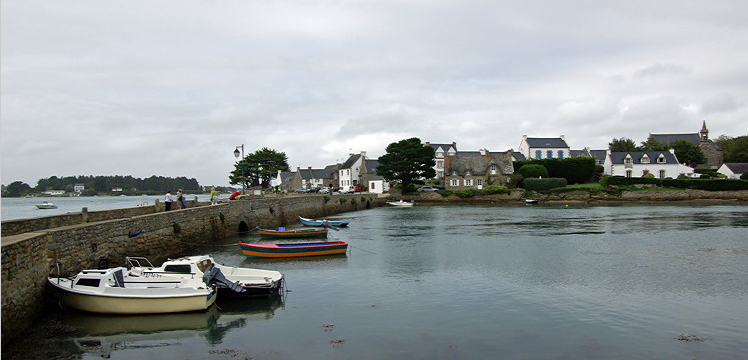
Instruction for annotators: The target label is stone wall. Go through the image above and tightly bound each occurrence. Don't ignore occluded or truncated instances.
[1,194,382,346]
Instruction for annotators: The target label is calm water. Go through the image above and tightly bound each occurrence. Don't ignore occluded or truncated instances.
[1,195,212,221]
[9,203,748,359]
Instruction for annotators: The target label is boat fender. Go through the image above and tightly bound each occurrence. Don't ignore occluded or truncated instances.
[203,265,246,293]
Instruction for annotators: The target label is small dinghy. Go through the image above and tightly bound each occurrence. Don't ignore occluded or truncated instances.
[298,216,349,228]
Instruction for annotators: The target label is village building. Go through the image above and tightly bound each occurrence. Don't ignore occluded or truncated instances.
[518,135,571,160]
[289,167,336,191]
[338,151,368,192]
[717,163,748,179]
[604,149,693,178]
[444,149,514,190]
[649,121,723,169]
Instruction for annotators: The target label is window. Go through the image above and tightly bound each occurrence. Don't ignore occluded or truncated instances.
[465,179,473,186]
[546,150,553,159]
[641,155,650,164]
[437,171,443,178]
[624,157,633,166]
[75,278,100,287]
[657,156,666,164]
[436,151,444,158]
[164,265,192,274]
[557,150,564,159]
[659,170,666,179]
[535,150,542,159]
[490,165,497,174]
[371,183,376,189]
[437,160,443,169]
[450,179,459,186]
[477,179,483,186]
[625,170,632,178]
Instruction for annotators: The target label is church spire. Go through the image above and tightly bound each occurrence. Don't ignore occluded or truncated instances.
[700,120,709,141]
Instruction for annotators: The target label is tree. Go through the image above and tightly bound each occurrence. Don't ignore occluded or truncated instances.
[670,139,705,168]
[376,137,436,193]
[2,181,32,197]
[640,137,668,151]
[230,147,289,189]
[715,135,748,162]
[608,137,640,152]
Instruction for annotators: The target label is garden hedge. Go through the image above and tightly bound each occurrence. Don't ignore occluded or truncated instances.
[523,177,567,191]
[513,158,595,184]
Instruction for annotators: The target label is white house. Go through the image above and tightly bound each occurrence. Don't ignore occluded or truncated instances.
[518,135,571,160]
[364,159,390,194]
[42,190,65,196]
[717,163,748,179]
[604,149,693,178]
[338,151,367,192]
[424,142,457,179]
[73,183,85,193]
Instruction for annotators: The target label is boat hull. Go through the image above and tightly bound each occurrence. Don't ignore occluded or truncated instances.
[48,278,216,314]
[239,241,348,258]
[256,228,328,238]
[298,216,349,227]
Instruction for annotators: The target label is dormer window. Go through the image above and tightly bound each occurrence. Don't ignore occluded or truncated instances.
[641,155,650,164]
[490,165,497,174]
[657,155,666,164]
[436,151,444,158]
[624,157,633,166]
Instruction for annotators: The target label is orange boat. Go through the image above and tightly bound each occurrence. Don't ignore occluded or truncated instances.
[238,241,348,258]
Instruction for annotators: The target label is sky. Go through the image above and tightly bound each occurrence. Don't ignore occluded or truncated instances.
[2,0,747,188]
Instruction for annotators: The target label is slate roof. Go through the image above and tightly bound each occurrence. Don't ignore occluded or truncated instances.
[279,171,295,186]
[608,151,678,164]
[723,163,748,175]
[340,154,362,169]
[427,143,457,152]
[511,152,526,161]
[525,137,570,148]
[569,149,589,157]
[649,133,701,146]
[364,159,380,174]
[589,150,608,162]
[445,154,514,176]
[299,168,336,180]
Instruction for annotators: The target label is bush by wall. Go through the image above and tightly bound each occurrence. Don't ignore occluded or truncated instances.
[603,176,748,191]
[517,164,548,178]
[513,158,595,184]
[523,177,567,191]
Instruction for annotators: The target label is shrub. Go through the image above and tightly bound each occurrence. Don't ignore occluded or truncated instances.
[454,189,477,198]
[518,164,548,178]
[513,158,596,184]
[323,195,330,203]
[173,222,182,233]
[507,174,523,189]
[482,185,509,194]
[522,177,567,191]
[339,198,347,204]
[643,173,656,178]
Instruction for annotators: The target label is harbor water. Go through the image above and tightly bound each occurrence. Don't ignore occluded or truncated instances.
[4,202,748,359]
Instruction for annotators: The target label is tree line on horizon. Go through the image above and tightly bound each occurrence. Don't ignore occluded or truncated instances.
[2,175,202,197]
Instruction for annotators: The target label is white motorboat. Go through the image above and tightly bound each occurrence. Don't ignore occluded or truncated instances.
[525,199,539,205]
[35,201,58,209]
[48,266,217,314]
[126,255,284,297]
[387,199,416,207]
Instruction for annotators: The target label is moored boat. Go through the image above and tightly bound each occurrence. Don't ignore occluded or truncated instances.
[525,199,539,205]
[256,227,328,238]
[238,241,348,258]
[47,267,217,314]
[298,216,349,228]
[126,255,284,297]
[386,200,416,207]
[35,201,58,209]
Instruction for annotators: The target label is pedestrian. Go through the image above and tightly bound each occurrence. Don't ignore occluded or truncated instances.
[210,187,219,205]
[164,191,174,211]
[177,189,187,209]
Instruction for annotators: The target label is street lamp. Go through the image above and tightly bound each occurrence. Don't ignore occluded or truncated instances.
[234,144,245,194]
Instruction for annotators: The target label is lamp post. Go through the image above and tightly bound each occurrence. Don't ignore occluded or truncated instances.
[234,145,245,194]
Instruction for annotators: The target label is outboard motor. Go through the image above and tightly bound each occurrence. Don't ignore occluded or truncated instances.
[202,265,246,293]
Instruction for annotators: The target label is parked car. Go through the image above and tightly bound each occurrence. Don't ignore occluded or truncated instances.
[318,187,331,194]
[295,188,311,193]
[339,186,354,194]
[417,186,439,192]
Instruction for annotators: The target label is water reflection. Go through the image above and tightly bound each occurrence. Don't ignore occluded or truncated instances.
[61,295,284,358]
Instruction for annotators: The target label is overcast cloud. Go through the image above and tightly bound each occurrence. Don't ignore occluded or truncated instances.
[2,0,747,187]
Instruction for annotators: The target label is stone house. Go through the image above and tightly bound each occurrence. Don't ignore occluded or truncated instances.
[444,149,515,190]
[518,135,571,160]
[272,170,296,192]
[717,163,748,179]
[290,167,336,190]
[604,149,694,178]
[649,121,723,169]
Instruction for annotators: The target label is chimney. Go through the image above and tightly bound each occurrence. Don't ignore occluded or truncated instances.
[308,166,312,170]
[452,142,457,150]
[424,142,431,146]
[522,135,528,140]
[560,135,565,140]
[361,151,367,158]
[480,148,487,155]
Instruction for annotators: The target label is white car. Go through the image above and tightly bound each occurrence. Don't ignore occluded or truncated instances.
[417,186,439,192]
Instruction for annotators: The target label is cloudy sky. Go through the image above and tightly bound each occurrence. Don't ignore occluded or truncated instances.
[2,0,747,187]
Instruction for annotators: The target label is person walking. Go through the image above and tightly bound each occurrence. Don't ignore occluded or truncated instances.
[210,187,219,205]
[164,191,174,211]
